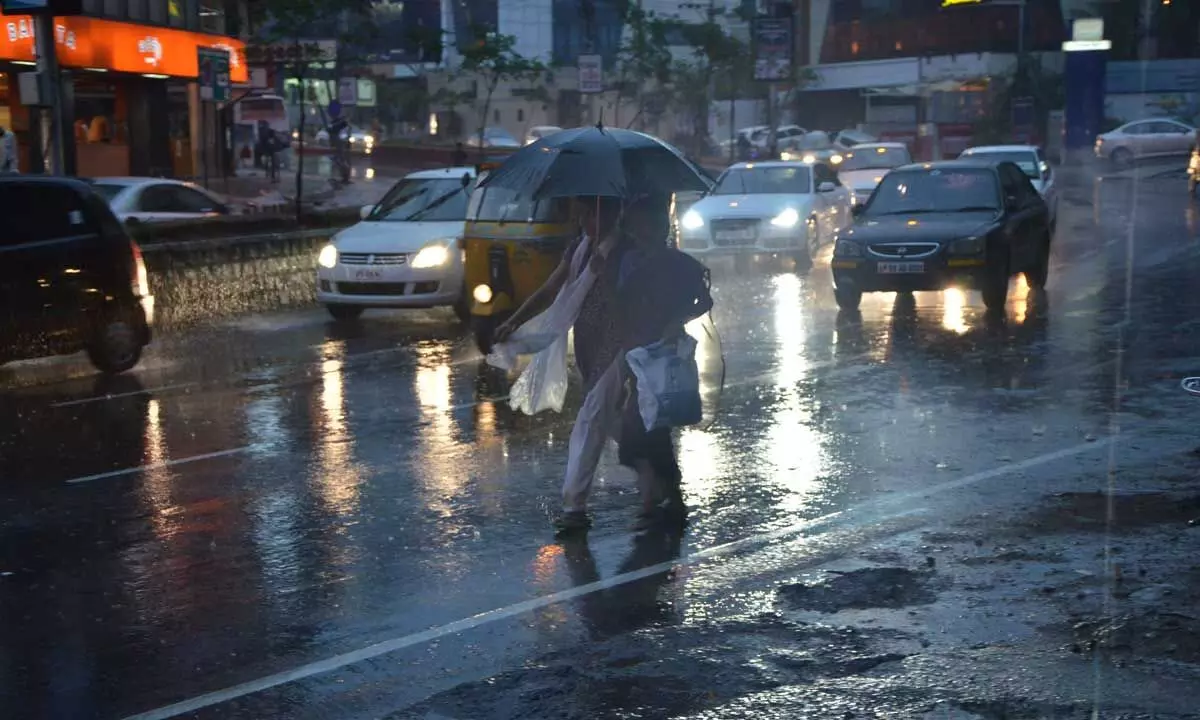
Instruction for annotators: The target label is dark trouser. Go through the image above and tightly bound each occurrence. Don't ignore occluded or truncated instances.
[617,381,682,502]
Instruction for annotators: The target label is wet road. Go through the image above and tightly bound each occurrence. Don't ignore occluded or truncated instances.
[4,170,1200,719]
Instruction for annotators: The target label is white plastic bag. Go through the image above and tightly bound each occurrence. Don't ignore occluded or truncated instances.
[625,334,703,431]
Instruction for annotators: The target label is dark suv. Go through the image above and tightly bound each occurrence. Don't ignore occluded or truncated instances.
[0,176,152,374]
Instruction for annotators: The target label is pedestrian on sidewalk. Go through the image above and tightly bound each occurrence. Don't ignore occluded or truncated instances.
[256,120,280,183]
[0,127,17,173]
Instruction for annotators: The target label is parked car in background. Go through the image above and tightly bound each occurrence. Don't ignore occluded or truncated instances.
[959,145,1058,229]
[1,176,152,373]
[831,160,1051,312]
[678,160,852,270]
[832,129,879,150]
[524,126,562,145]
[316,167,475,321]
[1095,118,1196,166]
[466,127,521,148]
[836,142,912,202]
[90,178,231,225]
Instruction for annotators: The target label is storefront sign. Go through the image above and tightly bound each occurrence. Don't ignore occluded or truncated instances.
[578,54,602,93]
[197,46,230,102]
[337,76,356,106]
[753,17,792,82]
[0,15,247,82]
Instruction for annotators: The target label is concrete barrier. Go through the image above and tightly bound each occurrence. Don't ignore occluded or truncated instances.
[141,228,338,330]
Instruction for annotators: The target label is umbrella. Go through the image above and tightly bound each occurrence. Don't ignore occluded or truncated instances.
[478,125,712,200]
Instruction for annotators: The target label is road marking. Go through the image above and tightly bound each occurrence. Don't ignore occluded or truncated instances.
[50,383,198,408]
[65,447,254,485]
[121,435,1120,720]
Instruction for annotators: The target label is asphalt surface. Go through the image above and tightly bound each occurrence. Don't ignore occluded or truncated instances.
[4,164,1200,719]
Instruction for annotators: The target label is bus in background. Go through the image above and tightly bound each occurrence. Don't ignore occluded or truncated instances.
[232,93,290,168]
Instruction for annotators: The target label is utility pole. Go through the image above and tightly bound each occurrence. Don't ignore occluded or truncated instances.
[34,13,65,174]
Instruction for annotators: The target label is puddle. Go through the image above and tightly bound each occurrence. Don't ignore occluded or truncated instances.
[777,567,937,612]
[1070,611,1200,663]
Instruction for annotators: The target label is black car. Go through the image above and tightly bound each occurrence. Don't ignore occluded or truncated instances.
[830,159,1051,312]
[0,176,152,373]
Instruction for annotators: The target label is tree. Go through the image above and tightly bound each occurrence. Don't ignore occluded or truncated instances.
[455,29,547,149]
[611,3,673,129]
[247,0,374,219]
[669,9,745,157]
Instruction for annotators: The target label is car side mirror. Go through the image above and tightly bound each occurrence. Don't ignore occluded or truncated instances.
[851,204,866,217]
[360,205,376,220]
[818,181,837,193]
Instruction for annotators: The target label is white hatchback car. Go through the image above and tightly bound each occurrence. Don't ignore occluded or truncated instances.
[91,177,231,224]
[316,167,474,321]
[959,145,1058,229]
[678,160,853,269]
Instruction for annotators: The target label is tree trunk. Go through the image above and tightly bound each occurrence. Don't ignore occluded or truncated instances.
[294,41,305,223]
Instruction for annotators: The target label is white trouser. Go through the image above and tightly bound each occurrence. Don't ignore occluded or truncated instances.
[561,359,624,513]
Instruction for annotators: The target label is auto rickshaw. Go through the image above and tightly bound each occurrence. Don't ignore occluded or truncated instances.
[463,161,576,353]
[1189,131,1200,198]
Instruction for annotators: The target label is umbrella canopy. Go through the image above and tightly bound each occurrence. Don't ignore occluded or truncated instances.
[478,125,713,200]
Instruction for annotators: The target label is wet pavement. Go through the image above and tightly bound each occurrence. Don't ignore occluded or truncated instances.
[4,168,1200,719]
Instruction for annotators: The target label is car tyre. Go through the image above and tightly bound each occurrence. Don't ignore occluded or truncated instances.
[326,304,364,321]
[981,258,1010,313]
[1025,232,1051,290]
[86,312,144,375]
[1110,147,1133,168]
[453,286,471,324]
[834,286,862,311]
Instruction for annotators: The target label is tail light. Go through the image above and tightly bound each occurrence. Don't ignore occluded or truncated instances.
[130,240,149,298]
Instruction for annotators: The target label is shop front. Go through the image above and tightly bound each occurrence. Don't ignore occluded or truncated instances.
[0,15,246,177]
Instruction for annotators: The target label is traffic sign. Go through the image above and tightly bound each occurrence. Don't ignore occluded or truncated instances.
[753,17,792,82]
[579,54,602,94]
[197,46,231,103]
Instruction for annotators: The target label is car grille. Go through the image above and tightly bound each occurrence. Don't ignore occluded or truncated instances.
[710,218,760,247]
[335,281,441,296]
[868,242,940,259]
[339,252,408,266]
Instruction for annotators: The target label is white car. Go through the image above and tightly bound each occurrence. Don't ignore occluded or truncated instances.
[959,144,1058,228]
[677,160,853,269]
[90,177,231,224]
[524,125,562,145]
[1095,118,1195,165]
[836,142,912,201]
[316,167,474,321]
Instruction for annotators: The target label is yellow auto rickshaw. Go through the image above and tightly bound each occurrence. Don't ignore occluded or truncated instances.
[463,161,576,353]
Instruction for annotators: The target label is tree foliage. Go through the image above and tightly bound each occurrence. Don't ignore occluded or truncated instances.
[455,29,547,146]
[611,2,673,128]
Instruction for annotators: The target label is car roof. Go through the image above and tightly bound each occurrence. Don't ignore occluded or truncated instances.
[88,176,195,188]
[892,159,1003,172]
[725,160,816,171]
[845,142,908,150]
[961,145,1040,154]
[406,166,477,179]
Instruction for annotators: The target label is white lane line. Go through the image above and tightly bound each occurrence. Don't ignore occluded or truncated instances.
[120,435,1120,720]
[65,447,254,485]
[50,383,198,409]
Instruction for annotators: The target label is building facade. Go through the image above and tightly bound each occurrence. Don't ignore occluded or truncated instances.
[0,0,247,177]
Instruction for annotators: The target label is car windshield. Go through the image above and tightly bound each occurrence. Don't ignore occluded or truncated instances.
[370,177,472,222]
[468,176,570,223]
[713,166,812,195]
[962,150,1040,179]
[840,146,911,171]
[91,183,126,202]
[864,168,1001,215]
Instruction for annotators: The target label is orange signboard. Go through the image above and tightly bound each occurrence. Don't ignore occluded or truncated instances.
[0,16,247,83]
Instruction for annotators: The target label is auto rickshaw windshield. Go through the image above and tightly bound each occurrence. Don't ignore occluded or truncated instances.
[468,180,571,224]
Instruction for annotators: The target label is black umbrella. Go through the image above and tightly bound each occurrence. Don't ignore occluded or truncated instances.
[477,125,712,200]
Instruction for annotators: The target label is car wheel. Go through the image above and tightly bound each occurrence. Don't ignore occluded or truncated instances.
[86,312,143,375]
[1110,147,1133,168]
[834,286,861,311]
[453,293,471,324]
[1025,233,1051,290]
[326,304,364,321]
[981,258,1011,312]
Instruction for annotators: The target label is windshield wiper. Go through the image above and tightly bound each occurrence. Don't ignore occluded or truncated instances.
[372,189,428,220]
[405,188,464,221]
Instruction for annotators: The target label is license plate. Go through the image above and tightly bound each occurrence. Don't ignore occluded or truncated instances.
[877,261,924,274]
[715,229,755,242]
[354,269,383,279]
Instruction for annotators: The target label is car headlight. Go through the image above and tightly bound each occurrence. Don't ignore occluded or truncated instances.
[681,210,704,230]
[411,241,453,269]
[770,207,800,228]
[318,244,338,268]
[949,236,985,255]
[780,151,794,162]
[834,241,862,258]
[802,154,816,164]
[830,154,843,165]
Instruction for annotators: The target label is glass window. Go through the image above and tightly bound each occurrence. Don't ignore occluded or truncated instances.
[468,178,570,223]
[840,145,911,171]
[127,0,147,19]
[712,166,813,195]
[0,184,91,246]
[864,168,1001,216]
[960,150,1040,179]
[137,184,216,212]
[103,0,123,17]
[90,183,127,203]
[370,177,474,222]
